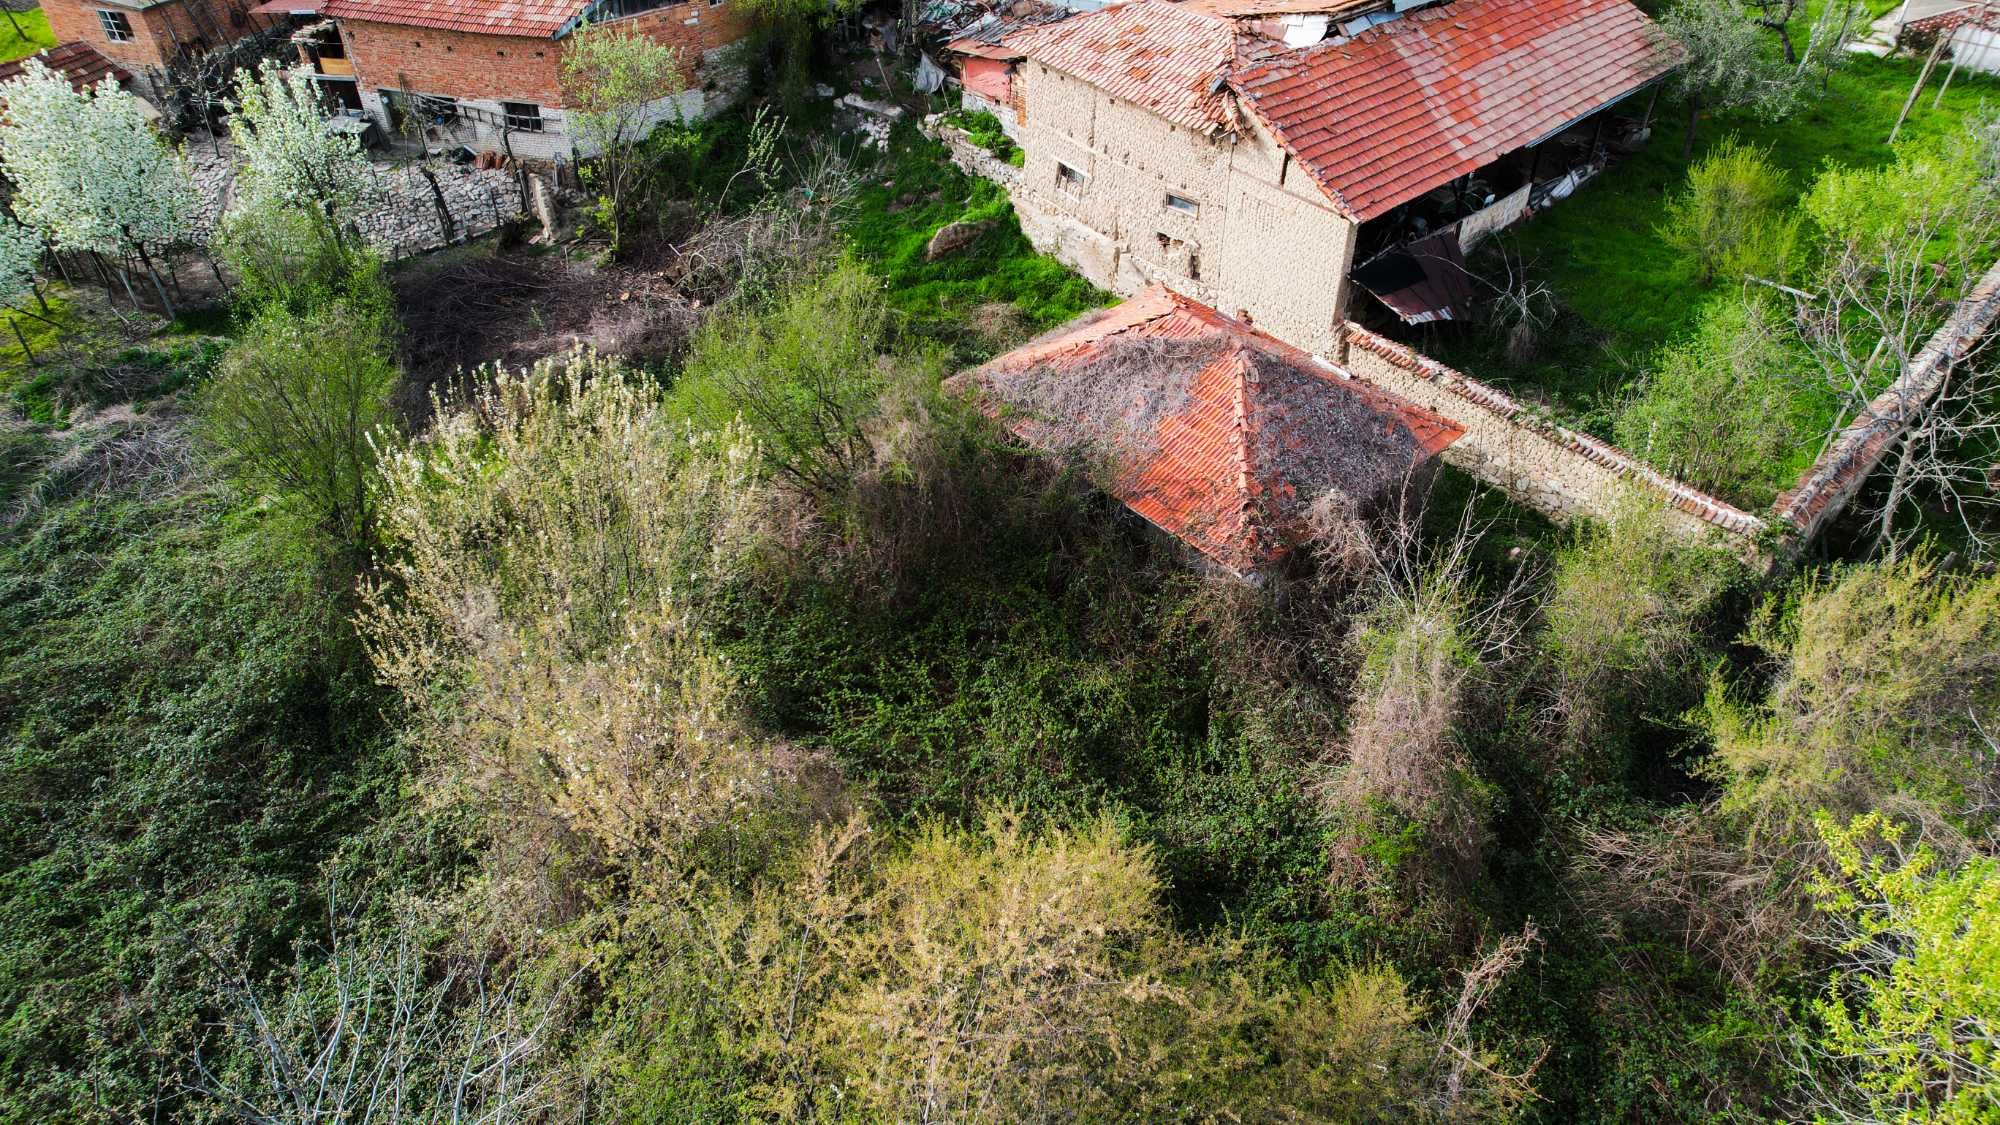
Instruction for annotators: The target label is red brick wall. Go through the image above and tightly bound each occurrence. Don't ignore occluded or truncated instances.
[339,22,563,104]
[44,0,264,73]
[341,0,748,108]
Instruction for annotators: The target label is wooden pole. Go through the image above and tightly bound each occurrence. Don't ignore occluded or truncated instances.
[1933,45,1963,109]
[12,316,34,366]
[1890,34,1947,144]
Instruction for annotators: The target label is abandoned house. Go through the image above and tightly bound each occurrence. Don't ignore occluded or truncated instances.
[948,285,1464,574]
[954,0,1673,350]
[41,0,274,97]
[311,0,749,158]
[1904,2,2000,76]
[942,0,1747,573]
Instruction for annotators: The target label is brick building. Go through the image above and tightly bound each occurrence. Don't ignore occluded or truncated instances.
[316,0,750,159]
[40,0,273,95]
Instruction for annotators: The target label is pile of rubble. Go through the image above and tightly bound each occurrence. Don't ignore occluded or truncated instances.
[835,93,903,150]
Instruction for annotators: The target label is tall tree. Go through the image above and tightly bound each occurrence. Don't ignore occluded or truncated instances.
[227,61,374,245]
[0,62,196,314]
[560,21,687,254]
[1656,0,1806,158]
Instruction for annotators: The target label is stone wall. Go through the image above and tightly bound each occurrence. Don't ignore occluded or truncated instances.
[1774,257,2000,550]
[1004,63,1357,355]
[931,121,1020,189]
[1334,323,1767,544]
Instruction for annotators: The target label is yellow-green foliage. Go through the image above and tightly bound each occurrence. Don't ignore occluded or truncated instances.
[584,809,1515,1123]
[1541,495,1741,763]
[1659,138,1798,285]
[1810,813,2000,1123]
[361,350,775,886]
[1706,555,2000,832]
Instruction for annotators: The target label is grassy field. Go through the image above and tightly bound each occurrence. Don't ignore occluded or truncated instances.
[1416,36,2000,431]
[0,7,56,63]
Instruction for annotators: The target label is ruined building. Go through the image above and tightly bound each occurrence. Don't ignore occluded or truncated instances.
[943,0,1772,575]
[41,0,273,98]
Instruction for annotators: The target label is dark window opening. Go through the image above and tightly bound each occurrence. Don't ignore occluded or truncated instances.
[503,101,544,132]
[1165,192,1199,216]
[1056,161,1086,194]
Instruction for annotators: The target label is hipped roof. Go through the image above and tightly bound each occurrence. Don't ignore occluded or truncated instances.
[948,286,1463,573]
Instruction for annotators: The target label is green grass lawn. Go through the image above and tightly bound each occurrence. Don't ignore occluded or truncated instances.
[1415,41,2000,432]
[0,8,57,64]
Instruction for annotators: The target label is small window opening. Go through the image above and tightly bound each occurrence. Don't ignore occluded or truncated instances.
[1279,152,1290,186]
[503,101,544,132]
[1055,161,1087,195]
[97,9,134,41]
[1164,192,1199,216]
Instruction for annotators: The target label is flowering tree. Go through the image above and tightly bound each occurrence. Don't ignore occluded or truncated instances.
[0,217,43,312]
[227,61,373,244]
[0,60,197,314]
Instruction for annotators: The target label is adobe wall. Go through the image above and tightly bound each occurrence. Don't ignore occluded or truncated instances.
[1333,323,1767,544]
[1006,63,1356,355]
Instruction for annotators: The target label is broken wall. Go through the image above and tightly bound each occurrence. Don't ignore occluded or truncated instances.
[1006,62,1356,355]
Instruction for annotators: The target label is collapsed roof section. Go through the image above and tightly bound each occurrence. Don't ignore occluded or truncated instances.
[948,286,1464,573]
[991,0,1675,218]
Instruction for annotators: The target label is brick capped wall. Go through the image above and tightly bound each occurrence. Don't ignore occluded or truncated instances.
[45,0,265,76]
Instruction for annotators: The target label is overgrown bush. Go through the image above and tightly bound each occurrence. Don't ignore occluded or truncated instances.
[1659,138,1798,285]
[1704,553,2000,834]
[1615,298,1826,507]
[1539,496,1742,772]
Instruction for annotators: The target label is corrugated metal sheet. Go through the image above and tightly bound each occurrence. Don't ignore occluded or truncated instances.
[947,286,1463,572]
[322,0,587,38]
[1234,0,1676,220]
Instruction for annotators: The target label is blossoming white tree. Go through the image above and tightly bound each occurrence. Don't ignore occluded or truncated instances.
[227,62,374,244]
[0,59,197,315]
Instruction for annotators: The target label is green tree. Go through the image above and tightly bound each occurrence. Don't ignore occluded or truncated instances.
[1807,813,2000,1123]
[1615,297,1820,505]
[1659,138,1797,285]
[1657,0,1807,158]
[199,293,399,559]
[560,21,688,254]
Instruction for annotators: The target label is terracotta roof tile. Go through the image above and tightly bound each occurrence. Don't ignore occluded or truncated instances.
[948,286,1463,572]
[0,41,131,92]
[1004,1,1255,131]
[1235,0,1677,219]
[1906,2,2000,36]
[322,0,589,38]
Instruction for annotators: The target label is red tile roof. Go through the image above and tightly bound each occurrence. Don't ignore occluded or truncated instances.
[1905,2,2000,37]
[1235,0,1676,220]
[1004,1,1259,132]
[322,0,589,38]
[0,42,130,93]
[949,286,1463,572]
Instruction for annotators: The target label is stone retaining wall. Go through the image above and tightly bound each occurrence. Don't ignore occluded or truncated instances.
[1333,323,1768,544]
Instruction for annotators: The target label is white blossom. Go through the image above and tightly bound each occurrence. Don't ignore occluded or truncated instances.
[0,60,196,258]
[226,61,374,228]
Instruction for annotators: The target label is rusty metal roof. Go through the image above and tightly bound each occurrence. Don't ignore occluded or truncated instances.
[1004,1,1258,131]
[322,0,588,38]
[1234,0,1676,220]
[948,286,1463,573]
